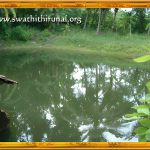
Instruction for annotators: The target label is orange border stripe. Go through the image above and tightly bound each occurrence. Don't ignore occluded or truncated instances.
[0,142,150,149]
[0,0,150,149]
[0,2,149,8]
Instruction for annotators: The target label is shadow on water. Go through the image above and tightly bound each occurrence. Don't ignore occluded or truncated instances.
[0,128,11,142]
[0,51,150,142]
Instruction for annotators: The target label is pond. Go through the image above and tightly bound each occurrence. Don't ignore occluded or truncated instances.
[0,52,149,142]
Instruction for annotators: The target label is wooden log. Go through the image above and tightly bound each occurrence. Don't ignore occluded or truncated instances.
[0,75,18,85]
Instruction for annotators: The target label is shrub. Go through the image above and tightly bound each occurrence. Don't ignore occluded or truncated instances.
[11,26,29,41]
[41,29,51,37]
[0,21,12,39]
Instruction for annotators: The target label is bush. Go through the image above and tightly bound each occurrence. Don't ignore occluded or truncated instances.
[11,26,29,41]
[41,29,51,37]
[0,21,12,39]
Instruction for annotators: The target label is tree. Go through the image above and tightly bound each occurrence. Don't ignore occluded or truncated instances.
[146,9,150,35]
[83,8,90,29]
[144,9,150,36]
[96,8,102,35]
[130,8,133,36]
[102,8,111,30]
[132,8,146,33]
[91,8,99,26]
[111,8,119,33]
[115,10,131,34]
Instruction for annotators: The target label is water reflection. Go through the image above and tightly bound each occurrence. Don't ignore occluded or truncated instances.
[0,57,149,142]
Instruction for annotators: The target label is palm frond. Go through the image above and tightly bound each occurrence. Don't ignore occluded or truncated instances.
[4,8,9,18]
[10,8,16,17]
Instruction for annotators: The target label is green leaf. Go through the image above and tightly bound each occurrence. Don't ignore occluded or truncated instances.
[55,8,60,12]
[132,105,150,109]
[133,55,150,63]
[137,109,150,115]
[146,129,150,140]
[123,116,142,120]
[48,8,53,11]
[142,46,150,51]
[126,113,148,117]
[138,135,147,142]
[134,127,148,135]
[140,118,150,128]
[145,23,150,30]
[56,14,60,18]
[146,82,150,91]
[34,8,39,11]
[141,100,150,103]
[145,18,150,21]
[48,13,55,17]
[60,81,64,89]
[145,93,150,99]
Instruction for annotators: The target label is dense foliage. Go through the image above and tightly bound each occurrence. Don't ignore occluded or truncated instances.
[0,8,150,41]
[123,46,150,142]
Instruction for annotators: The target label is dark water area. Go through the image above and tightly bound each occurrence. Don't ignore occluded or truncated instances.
[0,52,149,142]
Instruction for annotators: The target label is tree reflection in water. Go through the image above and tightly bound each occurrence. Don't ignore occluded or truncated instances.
[0,57,149,142]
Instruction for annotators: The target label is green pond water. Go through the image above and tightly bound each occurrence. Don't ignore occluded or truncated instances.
[0,51,149,142]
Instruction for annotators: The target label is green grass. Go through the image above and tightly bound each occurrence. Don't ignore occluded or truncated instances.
[1,27,150,68]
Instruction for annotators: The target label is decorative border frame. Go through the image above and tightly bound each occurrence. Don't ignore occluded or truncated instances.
[0,0,150,149]
[0,142,150,149]
[0,2,150,8]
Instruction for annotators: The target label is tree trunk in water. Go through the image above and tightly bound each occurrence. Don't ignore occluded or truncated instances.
[0,110,10,131]
[96,8,102,35]
[145,69,148,105]
[96,64,98,101]
[110,66,112,90]
[111,9,117,33]
[123,21,126,32]
[83,8,90,29]
[130,9,133,36]
[148,26,150,36]
[91,9,98,26]
[84,64,88,99]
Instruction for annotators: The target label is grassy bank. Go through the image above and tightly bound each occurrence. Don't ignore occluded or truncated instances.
[1,27,150,68]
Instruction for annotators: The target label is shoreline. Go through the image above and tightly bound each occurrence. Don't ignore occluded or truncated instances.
[1,29,150,68]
